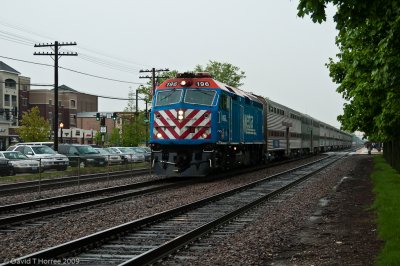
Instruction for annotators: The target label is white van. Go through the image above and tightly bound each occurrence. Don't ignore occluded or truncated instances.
[13,142,54,147]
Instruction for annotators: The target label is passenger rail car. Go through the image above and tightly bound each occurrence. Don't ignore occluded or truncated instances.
[150,72,352,177]
[150,72,265,176]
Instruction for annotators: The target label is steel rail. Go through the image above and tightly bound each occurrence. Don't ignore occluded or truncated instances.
[2,153,347,266]
[0,178,193,228]
[0,168,151,195]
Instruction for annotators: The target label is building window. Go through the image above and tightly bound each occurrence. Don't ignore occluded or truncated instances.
[12,95,17,107]
[22,98,28,106]
[4,95,10,106]
[70,100,76,108]
[5,79,16,89]
[49,99,52,105]
[70,114,76,126]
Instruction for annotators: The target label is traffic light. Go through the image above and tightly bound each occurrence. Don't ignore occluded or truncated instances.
[96,112,100,121]
[112,112,117,121]
[100,116,106,126]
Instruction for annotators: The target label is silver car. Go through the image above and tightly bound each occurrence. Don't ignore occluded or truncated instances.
[0,151,41,173]
[9,145,69,171]
[108,147,144,163]
[94,148,123,165]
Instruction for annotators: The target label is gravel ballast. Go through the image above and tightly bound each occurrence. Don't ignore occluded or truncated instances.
[0,154,381,264]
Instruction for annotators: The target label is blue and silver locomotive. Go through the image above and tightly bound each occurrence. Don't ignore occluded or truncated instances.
[149,72,266,176]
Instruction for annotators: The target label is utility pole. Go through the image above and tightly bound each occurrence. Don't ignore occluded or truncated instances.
[139,68,169,95]
[34,41,77,151]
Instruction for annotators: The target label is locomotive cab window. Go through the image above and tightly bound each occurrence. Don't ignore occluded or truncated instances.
[184,89,216,106]
[219,94,230,110]
[155,89,182,106]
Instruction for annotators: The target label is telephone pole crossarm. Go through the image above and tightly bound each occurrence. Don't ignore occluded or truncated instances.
[139,68,169,94]
[34,41,77,151]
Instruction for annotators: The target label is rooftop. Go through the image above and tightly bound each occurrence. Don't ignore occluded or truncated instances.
[0,61,20,75]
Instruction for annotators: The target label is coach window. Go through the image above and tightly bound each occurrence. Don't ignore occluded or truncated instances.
[269,106,273,112]
[156,89,182,106]
[184,89,216,106]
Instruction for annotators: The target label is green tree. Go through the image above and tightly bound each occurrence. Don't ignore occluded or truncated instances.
[16,106,51,142]
[109,128,121,146]
[297,0,400,141]
[194,61,246,87]
[94,131,102,145]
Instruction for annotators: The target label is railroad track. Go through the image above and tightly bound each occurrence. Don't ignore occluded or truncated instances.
[2,153,347,266]
[0,177,192,230]
[0,167,152,195]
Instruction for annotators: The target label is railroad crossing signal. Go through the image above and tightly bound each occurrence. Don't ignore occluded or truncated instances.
[96,112,100,121]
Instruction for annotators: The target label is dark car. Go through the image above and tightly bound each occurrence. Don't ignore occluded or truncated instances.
[57,144,107,168]
[0,158,15,176]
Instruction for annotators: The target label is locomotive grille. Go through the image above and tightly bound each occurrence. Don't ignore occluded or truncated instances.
[153,109,211,140]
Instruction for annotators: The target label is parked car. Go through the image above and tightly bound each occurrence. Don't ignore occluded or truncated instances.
[107,147,144,163]
[0,158,15,176]
[58,144,107,168]
[13,142,54,147]
[0,151,41,173]
[129,147,151,162]
[94,148,123,165]
[8,145,69,171]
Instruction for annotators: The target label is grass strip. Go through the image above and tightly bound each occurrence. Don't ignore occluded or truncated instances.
[372,155,400,265]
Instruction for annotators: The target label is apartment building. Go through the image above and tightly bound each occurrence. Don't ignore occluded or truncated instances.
[0,61,32,149]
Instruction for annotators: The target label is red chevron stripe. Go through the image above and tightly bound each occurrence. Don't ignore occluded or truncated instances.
[155,111,179,139]
[154,109,211,140]
[193,126,211,139]
[163,109,179,127]
[155,127,169,139]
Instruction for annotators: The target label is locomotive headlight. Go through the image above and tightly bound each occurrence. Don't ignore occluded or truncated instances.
[180,80,192,86]
[156,133,162,138]
[202,133,208,138]
[178,109,184,120]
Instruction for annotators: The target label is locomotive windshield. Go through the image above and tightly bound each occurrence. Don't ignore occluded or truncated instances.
[155,89,182,106]
[184,89,216,106]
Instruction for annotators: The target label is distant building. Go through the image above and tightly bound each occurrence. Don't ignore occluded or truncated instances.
[0,61,31,149]
[0,61,128,148]
[29,85,98,129]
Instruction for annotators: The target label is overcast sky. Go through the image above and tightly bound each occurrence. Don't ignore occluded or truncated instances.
[0,0,345,128]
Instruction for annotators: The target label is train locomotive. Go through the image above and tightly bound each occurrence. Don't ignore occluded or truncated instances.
[150,72,266,176]
[149,72,352,177]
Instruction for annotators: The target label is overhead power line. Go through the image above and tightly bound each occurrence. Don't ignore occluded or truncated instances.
[139,68,170,94]
[0,55,143,84]
[34,41,78,152]
[0,19,150,72]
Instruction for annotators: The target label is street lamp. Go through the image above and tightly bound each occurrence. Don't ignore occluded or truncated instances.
[59,122,64,143]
